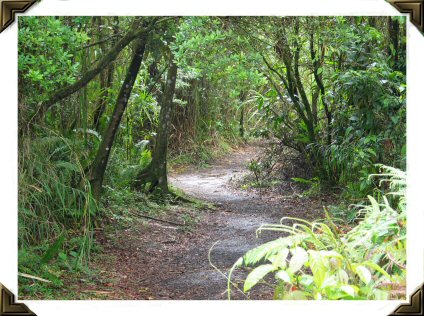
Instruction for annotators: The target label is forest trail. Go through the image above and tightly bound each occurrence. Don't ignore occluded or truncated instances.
[166,143,282,299]
[18,17,406,301]
[94,143,323,300]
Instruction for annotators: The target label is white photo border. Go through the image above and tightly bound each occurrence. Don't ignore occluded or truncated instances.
[1,1,422,315]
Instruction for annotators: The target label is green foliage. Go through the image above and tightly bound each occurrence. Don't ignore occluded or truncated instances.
[250,17,406,197]
[18,16,407,300]
[18,240,102,299]
[312,59,406,194]
[19,129,97,267]
[228,166,406,300]
[291,177,321,196]
[41,234,66,264]
[19,17,89,106]
[247,159,263,185]
[169,17,265,155]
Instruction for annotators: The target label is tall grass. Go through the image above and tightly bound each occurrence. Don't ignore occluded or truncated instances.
[19,127,97,265]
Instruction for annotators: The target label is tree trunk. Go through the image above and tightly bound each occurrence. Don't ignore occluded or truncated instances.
[88,38,147,200]
[310,32,332,145]
[239,91,246,139]
[135,53,178,194]
[388,17,400,71]
[239,105,245,138]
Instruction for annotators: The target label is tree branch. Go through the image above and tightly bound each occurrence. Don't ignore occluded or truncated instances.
[262,73,295,130]
[262,54,309,128]
[30,17,158,124]
[292,20,314,126]
[310,31,332,145]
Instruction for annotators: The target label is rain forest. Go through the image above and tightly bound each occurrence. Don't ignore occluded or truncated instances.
[18,16,406,300]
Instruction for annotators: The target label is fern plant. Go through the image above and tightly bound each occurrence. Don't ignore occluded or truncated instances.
[228,165,406,300]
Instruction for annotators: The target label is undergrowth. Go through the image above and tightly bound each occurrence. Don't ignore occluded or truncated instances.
[225,165,406,300]
[19,128,99,298]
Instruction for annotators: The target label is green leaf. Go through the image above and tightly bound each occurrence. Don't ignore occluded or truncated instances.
[244,264,275,292]
[337,269,349,284]
[275,270,291,283]
[55,161,80,173]
[391,116,399,125]
[367,196,381,213]
[321,275,337,289]
[401,144,407,156]
[355,265,372,285]
[299,275,314,287]
[269,248,289,269]
[288,247,308,273]
[41,235,65,263]
[283,290,308,300]
[58,252,68,261]
[242,238,289,267]
[308,250,326,288]
[340,285,356,297]
[362,261,391,280]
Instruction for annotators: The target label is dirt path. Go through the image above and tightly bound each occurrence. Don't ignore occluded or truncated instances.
[166,144,282,299]
[91,143,324,300]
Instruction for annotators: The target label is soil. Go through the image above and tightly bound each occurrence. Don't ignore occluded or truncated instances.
[85,142,328,300]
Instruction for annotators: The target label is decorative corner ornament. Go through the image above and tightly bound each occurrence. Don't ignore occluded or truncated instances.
[388,0,424,34]
[0,283,36,316]
[389,283,424,315]
[0,0,36,34]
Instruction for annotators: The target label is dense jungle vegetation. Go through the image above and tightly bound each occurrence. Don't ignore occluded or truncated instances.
[18,16,406,300]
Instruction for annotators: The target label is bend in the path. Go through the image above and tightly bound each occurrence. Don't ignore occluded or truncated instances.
[163,144,293,299]
[103,143,324,300]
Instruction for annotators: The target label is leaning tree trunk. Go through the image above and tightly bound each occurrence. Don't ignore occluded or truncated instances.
[28,18,155,126]
[135,53,178,194]
[88,38,147,200]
